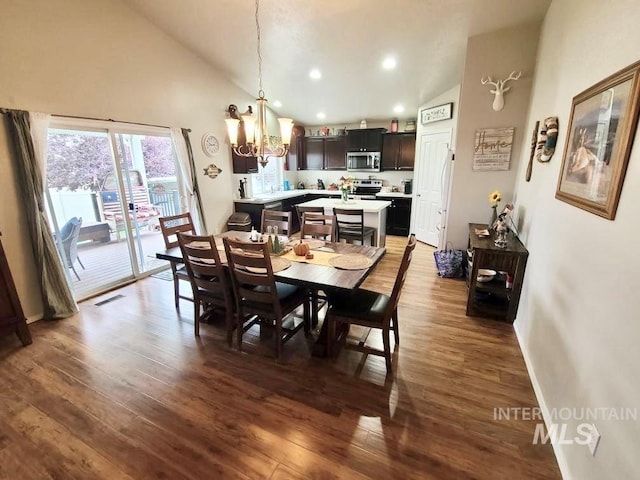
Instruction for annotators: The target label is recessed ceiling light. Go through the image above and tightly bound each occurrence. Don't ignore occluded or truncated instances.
[382,57,397,70]
[273,100,282,108]
[393,104,405,114]
[309,69,322,80]
[316,112,326,120]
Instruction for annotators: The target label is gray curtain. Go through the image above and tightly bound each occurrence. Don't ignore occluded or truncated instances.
[181,128,207,232]
[2,109,77,319]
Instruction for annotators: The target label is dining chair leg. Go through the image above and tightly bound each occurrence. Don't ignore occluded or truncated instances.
[194,299,200,337]
[303,298,311,334]
[77,256,85,270]
[383,328,392,373]
[170,263,180,309]
[275,320,283,361]
[237,312,244,350]
[225,310,234,346]
[71,265,80,281]
[392,307,399,345]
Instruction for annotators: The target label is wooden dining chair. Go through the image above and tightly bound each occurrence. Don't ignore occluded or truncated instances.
[295,205,325,229]
[326,234,417,373]
[333,208,376,246]
[223,237,310,361]
[159,212,195,309]
[177,232,235,342]
[261,210,292,236]
[300,213,336,241]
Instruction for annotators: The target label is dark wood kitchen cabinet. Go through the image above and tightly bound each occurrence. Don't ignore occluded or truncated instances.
[0,232,32,346]
[231,120,258,174]
[301,136,346,170]
[381,132,416,171]
[286,125,305,171]
[346,128,386,152]
[385,197,412,236]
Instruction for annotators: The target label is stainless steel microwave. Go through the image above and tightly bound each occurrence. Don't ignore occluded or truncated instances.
[346,152,381,172]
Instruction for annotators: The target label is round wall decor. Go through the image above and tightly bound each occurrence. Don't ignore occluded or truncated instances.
[201,132,220,157]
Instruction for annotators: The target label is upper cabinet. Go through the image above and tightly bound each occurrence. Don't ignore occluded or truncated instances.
[300,136,346,170]
[285,125,305,172]
[381,132,416,171]
[231,120,258,174]
[346,128,386,152]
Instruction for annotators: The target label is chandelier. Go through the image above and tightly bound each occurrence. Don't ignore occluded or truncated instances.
[225,0,293,168]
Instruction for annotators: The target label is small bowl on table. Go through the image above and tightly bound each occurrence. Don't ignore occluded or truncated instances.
[476,268,496,283]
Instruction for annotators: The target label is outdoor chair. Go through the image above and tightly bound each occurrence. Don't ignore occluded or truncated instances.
[59,217,85,281]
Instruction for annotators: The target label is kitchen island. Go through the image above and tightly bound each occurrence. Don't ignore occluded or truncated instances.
[295,198,391,247]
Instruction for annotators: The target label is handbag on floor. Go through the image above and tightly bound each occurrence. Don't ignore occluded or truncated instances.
[433,244,465,278]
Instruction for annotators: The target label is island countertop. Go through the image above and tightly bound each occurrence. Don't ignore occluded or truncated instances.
[295,198,391,212]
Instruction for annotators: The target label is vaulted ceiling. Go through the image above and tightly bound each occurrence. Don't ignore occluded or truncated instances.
[128,0,551,126]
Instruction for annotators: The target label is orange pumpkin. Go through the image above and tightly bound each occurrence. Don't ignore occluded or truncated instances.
[293,241,310,256]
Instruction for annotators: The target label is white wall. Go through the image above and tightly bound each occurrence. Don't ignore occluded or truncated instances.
[513,0,640,478]
[448,22,541,248]
[0,0,254,319]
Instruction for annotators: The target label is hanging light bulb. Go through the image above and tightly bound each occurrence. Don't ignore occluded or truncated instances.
[225,0,293,167]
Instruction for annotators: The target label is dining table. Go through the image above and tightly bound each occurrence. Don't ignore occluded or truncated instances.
[155,230,387,356]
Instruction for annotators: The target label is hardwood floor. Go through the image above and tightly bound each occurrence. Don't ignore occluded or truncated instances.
[0,236,560,480]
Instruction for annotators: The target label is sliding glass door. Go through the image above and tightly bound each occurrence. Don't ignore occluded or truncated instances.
[45,121,181,300]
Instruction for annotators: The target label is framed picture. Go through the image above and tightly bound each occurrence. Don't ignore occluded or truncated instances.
[556,60,640,219]
[472,127,514,171]
[420,103,453,125]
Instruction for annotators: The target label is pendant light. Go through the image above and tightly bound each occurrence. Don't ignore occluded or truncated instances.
[225,0,293,167]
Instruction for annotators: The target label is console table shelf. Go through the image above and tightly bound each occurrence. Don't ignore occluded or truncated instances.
[466,223,528,323]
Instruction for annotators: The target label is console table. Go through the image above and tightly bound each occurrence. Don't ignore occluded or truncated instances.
[0,232,32,346]
[466,223,529,323]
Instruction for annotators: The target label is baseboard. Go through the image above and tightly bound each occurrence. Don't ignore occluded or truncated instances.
[514,323,572,480]
[26,313,42,324]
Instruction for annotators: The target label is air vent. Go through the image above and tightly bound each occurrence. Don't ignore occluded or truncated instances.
[94,294,124,307]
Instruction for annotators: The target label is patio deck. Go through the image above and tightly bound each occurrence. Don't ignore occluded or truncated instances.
[68,229,169,300]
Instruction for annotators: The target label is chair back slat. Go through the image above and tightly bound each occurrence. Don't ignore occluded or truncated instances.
[160,213,195,249]
[296,205,325,227]
[301,213,336,241]
[261,210,292,236]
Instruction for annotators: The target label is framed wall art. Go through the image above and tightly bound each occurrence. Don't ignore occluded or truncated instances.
[420,103,453,125]
[472,127,515,171]
[556,60,640,220]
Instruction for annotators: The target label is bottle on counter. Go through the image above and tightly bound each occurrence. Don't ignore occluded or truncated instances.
[250,226,259,242]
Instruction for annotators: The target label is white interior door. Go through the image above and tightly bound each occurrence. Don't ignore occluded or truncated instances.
[412,129,452,246]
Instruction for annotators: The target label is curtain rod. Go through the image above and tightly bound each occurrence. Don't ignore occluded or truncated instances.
[0,109,190,132]
[51,113,191,132]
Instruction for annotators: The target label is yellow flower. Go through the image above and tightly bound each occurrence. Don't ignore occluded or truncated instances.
[488,190,501,206]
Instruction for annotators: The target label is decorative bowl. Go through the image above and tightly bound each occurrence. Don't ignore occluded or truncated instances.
[476,268,496,283]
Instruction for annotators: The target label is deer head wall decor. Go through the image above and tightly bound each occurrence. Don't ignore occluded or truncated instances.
[481,71,522,111]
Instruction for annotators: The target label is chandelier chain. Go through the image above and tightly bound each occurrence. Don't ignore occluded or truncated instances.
[254,0,264,97]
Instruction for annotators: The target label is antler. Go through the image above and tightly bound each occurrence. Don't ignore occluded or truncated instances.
[505,71,522,82]
[481,76,498,87]
[500,71,522,92]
